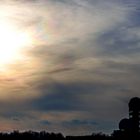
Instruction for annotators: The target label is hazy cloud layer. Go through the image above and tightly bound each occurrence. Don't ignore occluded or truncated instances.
[0,0,140,135]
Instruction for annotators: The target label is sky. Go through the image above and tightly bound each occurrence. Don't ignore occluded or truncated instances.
[0,0,140,136]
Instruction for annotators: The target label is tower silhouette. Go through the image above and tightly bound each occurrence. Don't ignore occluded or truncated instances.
[113,97,140,139]
[129,97,140,132]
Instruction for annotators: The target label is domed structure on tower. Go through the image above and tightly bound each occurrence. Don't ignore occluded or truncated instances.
[119,118,131,131]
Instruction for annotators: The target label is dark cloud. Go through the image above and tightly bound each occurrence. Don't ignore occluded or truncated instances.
[40,120,52,125]
[31,82,87,111]
[63,119,98,126]
[97,28,140,56]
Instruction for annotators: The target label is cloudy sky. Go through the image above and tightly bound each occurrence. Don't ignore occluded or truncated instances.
[0,0,140,136]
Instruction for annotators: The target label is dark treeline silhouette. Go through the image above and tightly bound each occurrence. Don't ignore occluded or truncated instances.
[0,97,140,140]
[0,131,115,140]
[0,130,139,140]
[0,131,65,140]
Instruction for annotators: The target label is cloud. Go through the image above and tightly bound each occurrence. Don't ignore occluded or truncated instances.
[64,119,98,126]
[0,0,140,135]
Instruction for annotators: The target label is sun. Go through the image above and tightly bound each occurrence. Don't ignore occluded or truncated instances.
[0,21,31,68]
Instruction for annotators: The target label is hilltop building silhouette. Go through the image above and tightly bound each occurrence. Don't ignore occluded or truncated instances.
[113,97,140,139]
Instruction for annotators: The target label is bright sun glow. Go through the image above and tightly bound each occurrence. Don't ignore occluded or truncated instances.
[0,21,31,68]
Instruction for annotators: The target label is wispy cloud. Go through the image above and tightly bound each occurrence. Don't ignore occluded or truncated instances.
[0,0,139,135]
